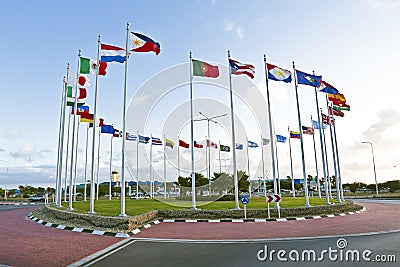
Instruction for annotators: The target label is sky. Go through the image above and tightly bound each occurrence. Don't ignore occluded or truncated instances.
[1,0,400,190]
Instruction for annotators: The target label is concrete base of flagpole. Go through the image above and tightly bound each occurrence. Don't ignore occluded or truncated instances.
[87,211,96,214]
[119,213,127,217]
[190,207,200,210]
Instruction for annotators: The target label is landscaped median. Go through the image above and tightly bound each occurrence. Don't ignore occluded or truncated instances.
[31,197,363,234]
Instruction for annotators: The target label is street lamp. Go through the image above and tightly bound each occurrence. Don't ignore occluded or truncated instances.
[194,112,227,194]
[0,160,9,201]
[361,141,379,197]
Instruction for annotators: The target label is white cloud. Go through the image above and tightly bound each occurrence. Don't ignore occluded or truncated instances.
[223,19,244,39]
[4,128,22,140]
[236,25,244,40]
[224,19,235,32]
[362,0,399,15]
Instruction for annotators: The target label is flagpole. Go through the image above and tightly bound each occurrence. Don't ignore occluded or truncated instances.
[218,141,222,173]
[260,134,266,198]
[68,49,82,210]
[109,135,113,200]
[205,137,208,180]
[73,120,80,202]
[311,115,321,198]
[275,136,281,193]
[327,99,341,202]
[150,134,153,198]
[84,124,89,201]
[263,55,278,197]
[119,22,130,216]
[246,136,250,183]
[321,108,332,200]
[177,135,180,178]
[292,62,310,207]
[55,75,65,206]
[227,51,240,210]
[288,127,295,197]
[89,34,101,214]
[64,112,71,202]
[189,51,197,210]
[164,135,167,199]
[136,131,139,199]
[96,129,101,200]
[332,115,344,201]
[313,78,330,204]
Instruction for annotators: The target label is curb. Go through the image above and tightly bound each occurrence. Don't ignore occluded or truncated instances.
[26,206,366,238]
[0,202,42,206]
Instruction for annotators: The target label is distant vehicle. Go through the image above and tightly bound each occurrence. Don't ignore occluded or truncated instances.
[29,194,45,202]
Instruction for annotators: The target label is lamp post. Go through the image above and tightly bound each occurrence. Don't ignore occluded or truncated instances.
[194,112,227,194]
[0,160,9,201]
[361,141,379,197]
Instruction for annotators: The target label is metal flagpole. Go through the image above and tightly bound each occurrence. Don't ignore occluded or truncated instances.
[119,22,130,216]
[84,124,89,201]
[292,62,310,207]
[189,52,197,209]
[136,131,139,199]
[288,127,295,197]
[227,51,239,210]
[261,135,266,198]
[89,35,101,214]
[68,49,82,210]
[73,120,80,202]
[150,134,153,198]
[332,115,344,201]
[263,55,278,197]
[246,137,250,183]
[109,135,113,200]
[275,136,281,194]
[311,115,321,198]
[96,129,101,200]
[205,136,208,180]
[177,135,180,178]
[321,108,332,200]
[164,135,167,199]
[64,112,71,202]
[218,141,222,173]
[313,78,329,204]
[327,99,341,202]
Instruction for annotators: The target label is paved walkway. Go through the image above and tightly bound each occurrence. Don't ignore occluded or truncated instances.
[134,202,400,240]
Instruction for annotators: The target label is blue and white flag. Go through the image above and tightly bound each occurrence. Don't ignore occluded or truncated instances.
[296,70,322,87]
[152,137,163,146]
[312,120,327,130]
[139,135,150,144]
[126,132,137,141]
[276,135,287,143]
[248,140,259,148]
[236,143,243,150]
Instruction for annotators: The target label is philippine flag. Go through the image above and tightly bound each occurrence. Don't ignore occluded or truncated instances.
[267,63,292,83]
[130,32,160,55]
[100,44,126,63]
[229,59,255,79]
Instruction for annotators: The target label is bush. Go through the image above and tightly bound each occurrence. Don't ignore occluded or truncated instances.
[217,194,235,201]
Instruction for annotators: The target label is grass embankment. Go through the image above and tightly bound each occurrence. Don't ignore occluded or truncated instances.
[60,197,339,217]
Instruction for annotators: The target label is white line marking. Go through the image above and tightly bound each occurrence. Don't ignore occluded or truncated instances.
[327,214,335,217]
[153,220,160,224]
[163,219,174,223]
[313,216,322,219]
[255,219,266,222]
[232,219,244,223]
[296,217,306,220]
[132,229,141,235]
[45,223,52,227]
[276,218,287,222]
[92,230,105,235]
[208,220,220,223]
[186,219,197,223]
[143,224,151,229]
[56,225,66,229]
[72,228,83,232]
[115,233,130,238]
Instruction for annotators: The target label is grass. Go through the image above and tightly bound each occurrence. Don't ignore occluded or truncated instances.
[59,196,339,217]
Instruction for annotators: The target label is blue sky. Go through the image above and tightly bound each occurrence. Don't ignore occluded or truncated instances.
[1,0,400,189]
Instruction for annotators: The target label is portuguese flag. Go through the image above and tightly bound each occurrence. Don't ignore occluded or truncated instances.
[192,59,219,78]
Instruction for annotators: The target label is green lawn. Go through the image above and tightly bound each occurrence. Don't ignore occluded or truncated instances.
[59,196,338,217]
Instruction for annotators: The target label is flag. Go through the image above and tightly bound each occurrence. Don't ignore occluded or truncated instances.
[302,126,314,135]
[194,141,203,148]
[289,131,301,139]
[262,138,270,145]
[236,143,243,150]
[296,70,322,87]
[71,105,89,115]
[248,140,259,148]
[319,81,339,95]
[165,138,174,149]
[78,75,91,87]
[276,135,287,143]
[337,102,351,109]
[179,139,189,148]
[328,93,346,103]
[192,59,219,78]
[229,58,255,79]
[130,32,161,55]
[67,86,86,99]
[333,105,350,111]
[322,113,334,125]
[101,124,115,134]
[66,97,85,106]
[207,140,218,149]
[113,129,122,137]
[220,144,230,152]
[329,106,344,117]
[97,61,107,75]
[267,63,292,83]
[100,44,126,63]
[99,118,104,126]
[80,57,97,74]
[126,132,137,141]
[152,137,163,146]
[139,135,150,144]
[312,120,326,130]
[80,113,94,123]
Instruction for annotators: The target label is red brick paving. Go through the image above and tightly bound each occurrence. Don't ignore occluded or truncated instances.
[135,202,400,240]
[0,207,120,267]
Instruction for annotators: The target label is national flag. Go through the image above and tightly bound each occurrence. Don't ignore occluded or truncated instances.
[71,105,89,115]
[229,58,255,79]
[97,61,107,75]
[262,138,270,145]
[329,106,344,117]
[236,143,243,150]
[152,137,163,146]
[276,135,287,143]
[130,32,161,55]
[179,139,189,148]
[207,140,218,149]
[333,105,350,111]
[194,141,203,148]
[99,118,104,126]
[220,144,230,152]
[113,129,122,137]
[302,126,314,135]
[78,75,91,87]
[67,86,86,99]
[267,63,292,83]
[165,138,174,149]
[337,102,351,109]
[80,113,94,123]
[80,57,97,74]
[319,81,339,95]
[100,44,126,63]
[322,113,334,125]
[139,135,150,144]
[296,70,322,87]
[192,59,219,78]
[126,132,137,141]
[101,124,115,134]
[66,97,85,106]
[328,93,346,103]
[248,140,259,148]
[289,131,301,139]
[312,120,327,130]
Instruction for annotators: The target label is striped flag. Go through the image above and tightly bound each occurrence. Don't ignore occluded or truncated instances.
[152,137,163,146]
[302,126,314,135]
[165,138,174,149]
[126,132,137,141]
[229,58,255,79]
[289,131,301,139]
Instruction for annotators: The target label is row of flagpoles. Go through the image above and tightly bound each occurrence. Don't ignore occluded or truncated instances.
[55,22,350,214]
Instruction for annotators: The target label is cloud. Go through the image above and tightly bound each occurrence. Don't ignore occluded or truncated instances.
[4,128,22,140]
[362,0,399,15]
[224,19,235,31]
[236,26,244,40]
[9,140,51,162]
[223,19,244,39]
